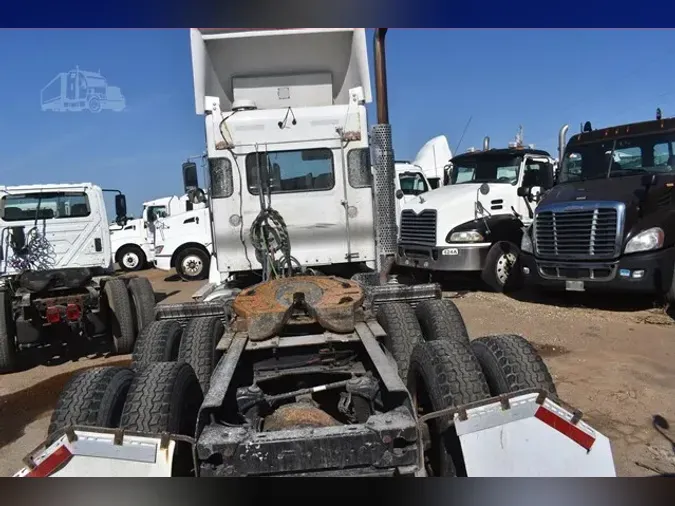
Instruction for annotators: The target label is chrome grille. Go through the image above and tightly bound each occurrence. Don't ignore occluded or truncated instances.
[534,205,622,260]
[399,210,437,246]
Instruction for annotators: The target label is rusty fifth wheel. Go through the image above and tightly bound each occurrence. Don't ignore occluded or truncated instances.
[232,276,365,341]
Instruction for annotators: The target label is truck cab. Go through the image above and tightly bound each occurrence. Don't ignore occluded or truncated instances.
[187,28,375,293]
[397,140,556,291]
[520,115,675,300]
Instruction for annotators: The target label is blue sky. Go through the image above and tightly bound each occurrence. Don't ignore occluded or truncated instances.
[1,29,675,216]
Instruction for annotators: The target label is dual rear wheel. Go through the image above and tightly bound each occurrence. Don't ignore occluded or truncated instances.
[376,298,557,476]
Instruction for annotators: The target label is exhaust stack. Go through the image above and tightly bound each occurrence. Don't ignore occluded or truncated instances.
[371,28,397,276]
[374,29,389,124]
[483,136,490,151]
[558,124,569,164]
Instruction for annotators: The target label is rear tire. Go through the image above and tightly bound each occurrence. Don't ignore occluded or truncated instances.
[48,366,134,437]
[470,334,557,397]
[376,302,423,383]
[120,362,203,476]
[175,248,210,282]
[103,278,136,354]
[177,316,224,394]
[127,277,156,335]
[481,241,522,293]
[0,291,17,373]
[415,299,469,343]
[132,319,183,365]
[407,340,490,477]
[118,245,146,272]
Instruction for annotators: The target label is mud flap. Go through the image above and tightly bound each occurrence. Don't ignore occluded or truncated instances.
[454,392,616,477]
[14,430,176,477]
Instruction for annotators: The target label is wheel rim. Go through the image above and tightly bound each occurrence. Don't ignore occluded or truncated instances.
[182,255,203,276]
[122,252,140,269]
[495,251,517,285]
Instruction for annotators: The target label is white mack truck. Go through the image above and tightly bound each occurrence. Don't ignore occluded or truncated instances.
[397,135,558,292]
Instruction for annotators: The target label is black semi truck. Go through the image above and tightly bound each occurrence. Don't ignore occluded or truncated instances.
[520,111,675,301]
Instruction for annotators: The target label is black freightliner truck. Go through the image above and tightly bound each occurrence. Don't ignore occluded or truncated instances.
[519,111,675,301]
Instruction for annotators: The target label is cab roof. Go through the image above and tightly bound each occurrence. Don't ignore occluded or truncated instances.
[451,147,551,164]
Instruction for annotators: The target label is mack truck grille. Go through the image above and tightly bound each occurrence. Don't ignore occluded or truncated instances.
[399,210,437,246]
[534,205,623,260]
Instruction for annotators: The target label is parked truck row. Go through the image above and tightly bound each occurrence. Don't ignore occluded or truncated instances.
[10,28,618,478]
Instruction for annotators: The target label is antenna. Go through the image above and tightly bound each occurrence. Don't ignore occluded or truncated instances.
[454,116,473,154]
[515,125,524,147]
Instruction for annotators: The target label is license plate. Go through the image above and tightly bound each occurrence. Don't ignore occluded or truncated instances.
[565,280,585,292]
[442,248,459,256]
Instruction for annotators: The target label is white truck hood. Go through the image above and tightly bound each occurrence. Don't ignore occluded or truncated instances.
[401,183,519,245]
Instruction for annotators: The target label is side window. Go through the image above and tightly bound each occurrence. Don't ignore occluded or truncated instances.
[522,161,554,189]
[209,157,234,199]
[347,148,372,188]
[653,142,675,168]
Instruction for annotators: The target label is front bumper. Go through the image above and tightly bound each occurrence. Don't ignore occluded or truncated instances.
[396,243,491,272]
[520,246,675,294]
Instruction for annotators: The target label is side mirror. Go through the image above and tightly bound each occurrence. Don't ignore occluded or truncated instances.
[115,194,127,220]
[182,161,199,192]
[479,182,490,195]
[517,186,529,197]
[395,189,404,200]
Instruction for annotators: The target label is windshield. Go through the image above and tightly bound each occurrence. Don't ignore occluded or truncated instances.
[1,192,90,222]
[398,172,429,195]
[560,132,675,183]
[449,156,522,185]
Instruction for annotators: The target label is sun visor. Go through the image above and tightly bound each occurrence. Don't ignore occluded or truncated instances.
[190,28,372,114]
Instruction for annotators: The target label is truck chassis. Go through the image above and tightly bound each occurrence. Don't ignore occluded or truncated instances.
[15,274,616,477]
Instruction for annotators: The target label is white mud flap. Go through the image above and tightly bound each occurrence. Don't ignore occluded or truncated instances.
[455,392,616,477]
[14,430,175,477]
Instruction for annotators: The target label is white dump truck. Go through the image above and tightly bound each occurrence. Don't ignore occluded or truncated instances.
[13,29,615,478]
[0,183,156,372]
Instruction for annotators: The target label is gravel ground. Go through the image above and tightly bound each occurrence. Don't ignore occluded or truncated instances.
[0,269,673,477]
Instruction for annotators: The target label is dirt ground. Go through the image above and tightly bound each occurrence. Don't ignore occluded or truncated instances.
[0,269,674,477]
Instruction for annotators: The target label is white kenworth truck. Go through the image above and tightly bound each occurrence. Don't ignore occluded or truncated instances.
[0,183,156,373]
[14,29,615,478]
[397,136,557,292]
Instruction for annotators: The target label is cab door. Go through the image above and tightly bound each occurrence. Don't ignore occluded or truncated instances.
[517,156,555,223]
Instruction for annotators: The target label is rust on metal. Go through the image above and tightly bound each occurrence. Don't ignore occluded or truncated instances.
[263,403,341,431]
[232,276,365,341]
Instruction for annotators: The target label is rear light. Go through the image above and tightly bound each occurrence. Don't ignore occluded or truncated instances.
[66,304,81,321]
[45,306,61,324]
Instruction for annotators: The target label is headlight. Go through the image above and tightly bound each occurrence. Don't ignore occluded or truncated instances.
[155,246,164,255]
[521,228,533,254]
[624,227,664,254]
[446,230,484,243]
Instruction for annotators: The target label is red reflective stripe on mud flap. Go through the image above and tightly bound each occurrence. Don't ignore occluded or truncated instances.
[534,406,595,452]
[26,445,73,477]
